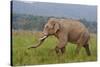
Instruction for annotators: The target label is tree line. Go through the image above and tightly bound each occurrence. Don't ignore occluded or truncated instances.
[12,13,97,33]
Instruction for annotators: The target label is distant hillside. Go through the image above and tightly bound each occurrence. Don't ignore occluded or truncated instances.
[12,13,97,33]
[12,1,97,22]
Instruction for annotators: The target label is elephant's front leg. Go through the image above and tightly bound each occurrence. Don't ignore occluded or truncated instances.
[55,38,67,54]
[61,47,66,54]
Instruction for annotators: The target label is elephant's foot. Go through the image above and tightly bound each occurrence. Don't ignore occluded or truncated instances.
[61,47,65,54]
[83,44,91,56]
[55,46,59,54]
[55,46,65,55]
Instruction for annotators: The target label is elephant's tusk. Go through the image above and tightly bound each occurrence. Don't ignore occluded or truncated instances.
[39,35,47,41]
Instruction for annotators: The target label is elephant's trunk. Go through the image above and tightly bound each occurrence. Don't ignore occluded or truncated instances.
[28,35,47,49]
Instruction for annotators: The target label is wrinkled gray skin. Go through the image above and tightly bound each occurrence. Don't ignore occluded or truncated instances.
[28,18,91,56]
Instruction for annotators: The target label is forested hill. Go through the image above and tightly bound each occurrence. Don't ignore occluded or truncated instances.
[12,1,97,22]
[12,13,97,33]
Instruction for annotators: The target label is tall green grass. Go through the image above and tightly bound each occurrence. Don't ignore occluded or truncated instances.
[12,31,97,66]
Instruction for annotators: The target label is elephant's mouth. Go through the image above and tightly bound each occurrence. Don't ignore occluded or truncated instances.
[39,32,49,40]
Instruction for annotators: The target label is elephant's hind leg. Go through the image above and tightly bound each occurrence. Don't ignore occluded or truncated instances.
[83,44,91,56]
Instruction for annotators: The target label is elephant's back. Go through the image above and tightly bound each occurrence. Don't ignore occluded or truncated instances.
[59,19,86,31]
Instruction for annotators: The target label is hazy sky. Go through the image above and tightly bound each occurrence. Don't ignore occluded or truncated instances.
[13,0,97,21]
[13,0,97,5]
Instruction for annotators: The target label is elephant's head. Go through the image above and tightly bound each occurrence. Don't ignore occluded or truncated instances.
[42,18,60,37]
[28,18,60,49]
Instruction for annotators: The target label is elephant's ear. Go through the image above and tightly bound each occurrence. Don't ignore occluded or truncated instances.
[54,22,60,33]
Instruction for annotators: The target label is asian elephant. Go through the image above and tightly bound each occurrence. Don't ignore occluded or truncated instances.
[28,18,91,56]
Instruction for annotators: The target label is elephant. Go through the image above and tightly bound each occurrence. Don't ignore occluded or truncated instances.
[28,18,91,56]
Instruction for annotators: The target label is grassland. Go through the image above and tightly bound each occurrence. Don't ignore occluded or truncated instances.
[12,31,97,66]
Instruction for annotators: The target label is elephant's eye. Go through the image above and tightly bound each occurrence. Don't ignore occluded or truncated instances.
[45,25,48,29]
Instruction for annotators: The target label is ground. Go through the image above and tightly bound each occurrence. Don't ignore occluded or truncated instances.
[12,31,97,66]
